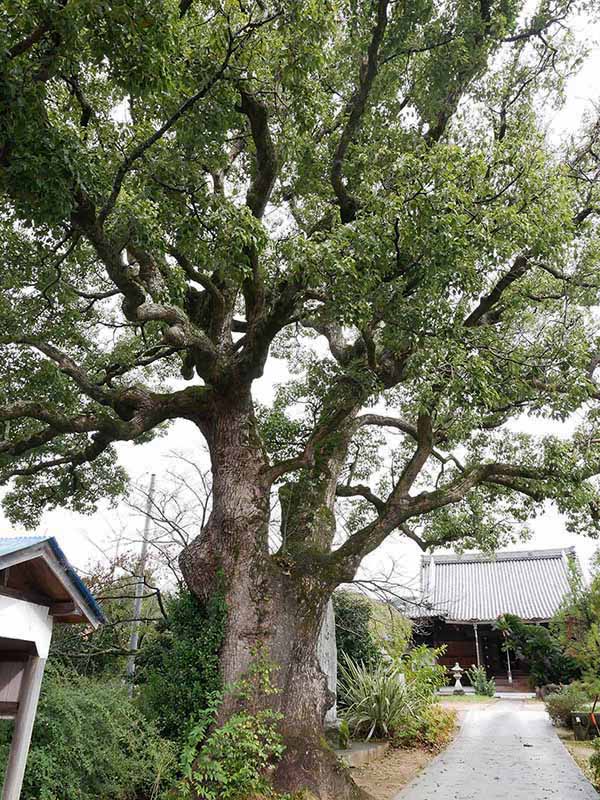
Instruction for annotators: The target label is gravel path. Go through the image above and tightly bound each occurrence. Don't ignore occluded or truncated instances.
[394,700,598,799]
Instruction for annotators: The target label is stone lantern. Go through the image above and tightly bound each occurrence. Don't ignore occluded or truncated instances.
[451,661,465,695]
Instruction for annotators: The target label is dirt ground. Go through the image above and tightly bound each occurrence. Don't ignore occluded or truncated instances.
[351,746,436,800]
[351,700,462,800]
[555,726,598,789]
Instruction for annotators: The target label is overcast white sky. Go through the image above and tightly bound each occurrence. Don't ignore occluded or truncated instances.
[2,12,600,588]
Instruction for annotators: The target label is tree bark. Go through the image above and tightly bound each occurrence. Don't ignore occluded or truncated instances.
[179,392,368,799]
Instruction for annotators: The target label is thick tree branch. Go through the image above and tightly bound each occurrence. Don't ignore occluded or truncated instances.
[394,414,433,494]
[8,22,52,60]
[483,475,546,502]
[398,522,427,551]
[356,414,418,439]
[331,0,389,223]
[234,89,278,337]
[464,254,530,327]
[0,403,99,433]
[0,384,213,485]
[329,459,552,580]
[70,207,221,374]
[336,483,385,513]
[424,1,496,145]
[0,434,113,484]
[238,90,278,219]
[5,338,115,408]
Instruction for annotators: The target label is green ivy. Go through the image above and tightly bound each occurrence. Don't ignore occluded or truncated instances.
[136,588,227,741]
[177,656,286,800]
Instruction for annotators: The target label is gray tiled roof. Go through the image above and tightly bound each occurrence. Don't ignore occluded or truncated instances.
[412,548,576,623]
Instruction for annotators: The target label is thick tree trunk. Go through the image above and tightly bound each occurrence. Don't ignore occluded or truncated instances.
[180,393,368,799]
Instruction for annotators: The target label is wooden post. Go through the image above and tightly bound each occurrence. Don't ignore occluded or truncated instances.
[473,623,481,667]
[1,656,47,800]
[506,644,513,685]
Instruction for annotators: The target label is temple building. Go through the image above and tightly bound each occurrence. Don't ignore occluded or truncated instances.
[409,548,579,691]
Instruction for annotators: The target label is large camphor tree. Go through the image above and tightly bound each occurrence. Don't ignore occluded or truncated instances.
[2,0,600,796]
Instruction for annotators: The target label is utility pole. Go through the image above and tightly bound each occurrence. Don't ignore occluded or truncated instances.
[126,473,156,694]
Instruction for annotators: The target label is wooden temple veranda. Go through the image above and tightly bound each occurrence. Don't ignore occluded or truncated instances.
[410,548,578,690]
[0,536,105,800]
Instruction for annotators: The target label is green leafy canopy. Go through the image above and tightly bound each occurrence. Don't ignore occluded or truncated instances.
[2,0,600,561]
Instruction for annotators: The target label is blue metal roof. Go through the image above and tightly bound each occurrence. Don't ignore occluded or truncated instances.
[0,536,44,558]
[0,535,106,624]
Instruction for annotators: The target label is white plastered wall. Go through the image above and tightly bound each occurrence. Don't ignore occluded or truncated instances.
[0,596,53,657]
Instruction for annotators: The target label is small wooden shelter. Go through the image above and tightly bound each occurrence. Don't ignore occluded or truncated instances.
[0,536,105,800]
[409,548,577,690]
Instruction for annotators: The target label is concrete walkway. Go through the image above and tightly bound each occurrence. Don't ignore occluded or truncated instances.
[395,699,598,799]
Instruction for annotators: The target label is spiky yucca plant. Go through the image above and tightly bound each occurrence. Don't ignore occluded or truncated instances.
[338,655,428,740]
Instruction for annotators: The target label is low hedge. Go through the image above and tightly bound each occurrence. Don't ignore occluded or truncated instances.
[544,683,592,728]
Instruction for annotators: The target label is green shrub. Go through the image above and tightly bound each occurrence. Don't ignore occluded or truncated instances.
[180,705,284,800]
[338,644,451,748]
[0,665,175,800]
[136,588,226,741]
[333,591,382,671]
[402,645,448,699]
[544,684,592,728]
[466,665,496,697]
[496,614,580,686]
[339,650,442,741]
[177,657,285,800]
[394,704,457,751]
